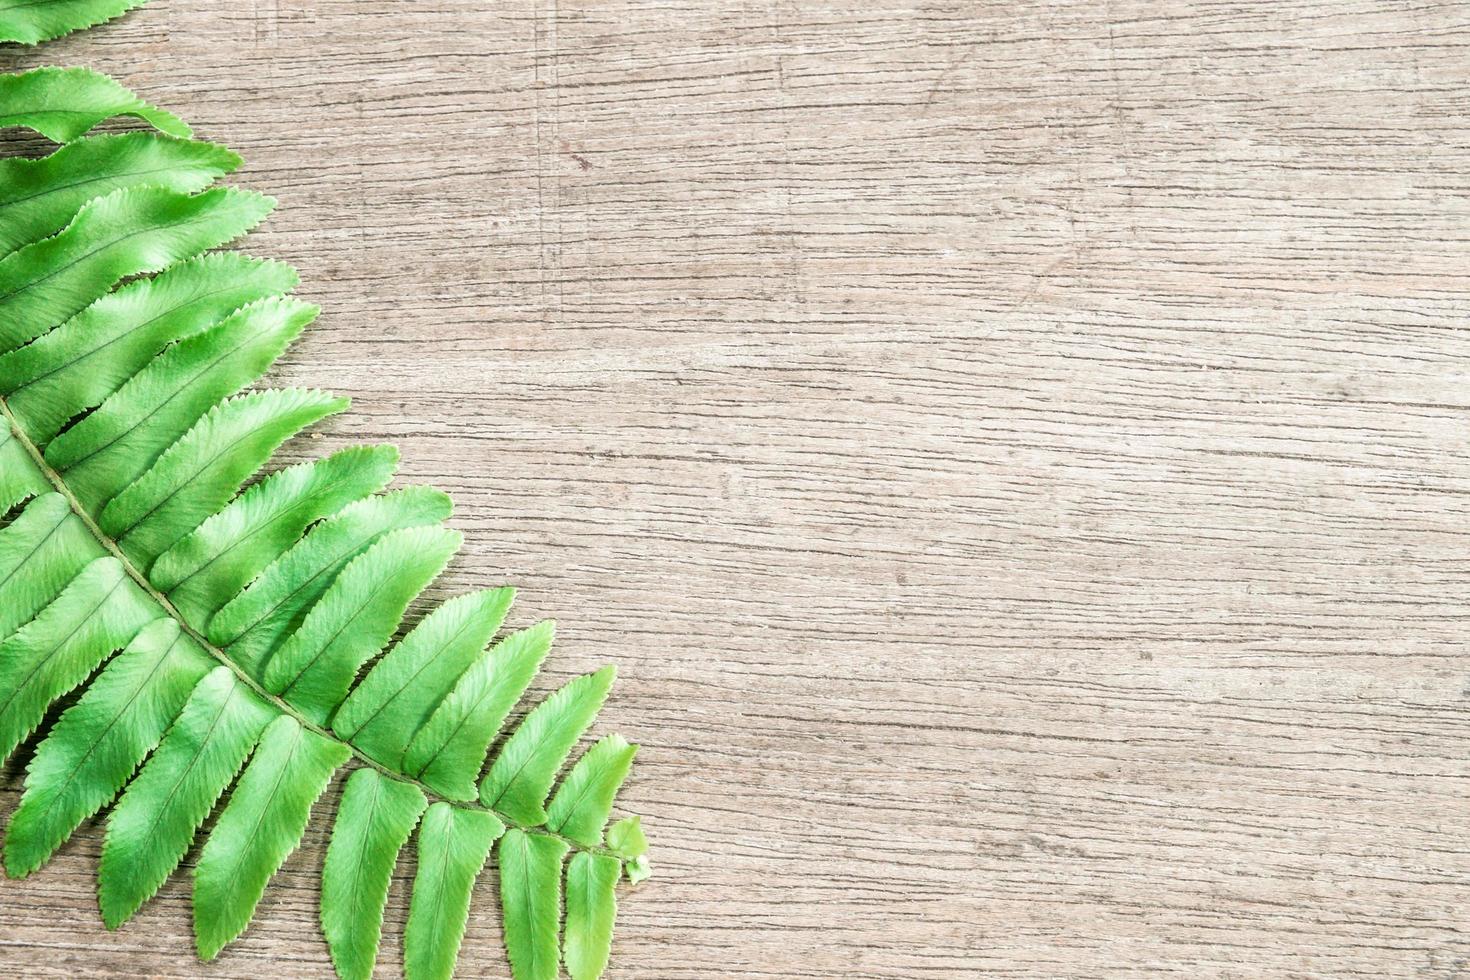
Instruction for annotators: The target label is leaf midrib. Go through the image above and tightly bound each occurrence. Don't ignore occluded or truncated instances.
[0,394,615,860]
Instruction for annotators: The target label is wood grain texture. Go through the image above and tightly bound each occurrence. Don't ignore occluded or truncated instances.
[3,0,1470,976]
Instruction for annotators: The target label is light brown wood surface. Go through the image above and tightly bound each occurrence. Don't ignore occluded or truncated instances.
[4,1,1470,977]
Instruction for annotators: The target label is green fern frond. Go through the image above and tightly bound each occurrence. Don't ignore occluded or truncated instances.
[0,57,650,980]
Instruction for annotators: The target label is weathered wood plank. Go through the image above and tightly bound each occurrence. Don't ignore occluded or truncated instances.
[3,0,1470,976]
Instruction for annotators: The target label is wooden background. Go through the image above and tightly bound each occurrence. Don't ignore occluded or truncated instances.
[3,0,1470,976]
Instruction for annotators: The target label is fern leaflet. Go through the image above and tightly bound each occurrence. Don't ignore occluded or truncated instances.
[0,0,152,45]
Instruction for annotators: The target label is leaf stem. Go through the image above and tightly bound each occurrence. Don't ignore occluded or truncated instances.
[0,395,618,861]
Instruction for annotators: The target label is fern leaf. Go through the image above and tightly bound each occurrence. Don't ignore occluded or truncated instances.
[0,186,273,351]
[262,524,461,722]
[0,427,51,512]
[405,802,503,980]
[498,829,569,980]
[99,666,274,928]
[545,734,637,847]
[562,852,620,980]
[44,296,314,509]
[0,133,238,256]
[0,492,101,639]
[0,66,186,140]
[209,486,452,673]
[4,618,210,876]
[404,621,554,801]
[0,556,159,763]
[605,815,647,861]
[0,0,150,46]
[0,252,299,446]
[321,769,427,980]
[479,666,615,825]
[334,586,514,769]
[154,444,398,624]
[99,387,348,567]
[194,714,349,959]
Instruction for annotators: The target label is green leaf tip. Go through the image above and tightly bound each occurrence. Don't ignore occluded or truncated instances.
[0,66,188,140]
[608,814,653,883]
[0,0,153,45]
[606,814,647,858]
